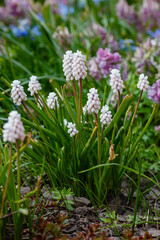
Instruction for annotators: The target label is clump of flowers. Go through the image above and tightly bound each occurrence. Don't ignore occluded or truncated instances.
[132,37,160,75]
[110,69,124,94]
[148,79,160,103]
[96,48,121,78]
[100,105,112,126]
[72,50,87,81]
[62,50,74,81]
[47,92,59,110]
[3,111,25,143]
[11,80,27,106]
[88,48,121,81]
[53,26,72,47]
[0,0,30,20]
[28,76,42,96]
[137,74,149,92]
[87,23,107,44]
[116,0,160,32]
[87,57,102,81]
[86,88,101,115]
[67,122,78,137]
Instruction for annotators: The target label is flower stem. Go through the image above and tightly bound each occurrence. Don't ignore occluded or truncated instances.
[117,90,121,111]
[0,143,12,216]
[120,90,143,161]
[16,140,21,204]
[95,113,101,195]
[22,101,32,119]
[78,78,82,124]
[72,80,78,117]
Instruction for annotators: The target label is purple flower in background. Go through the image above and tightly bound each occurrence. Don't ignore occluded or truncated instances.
[155,126,160,132]
[0,0,30,21]
[116,0,160,32]
[148,79,160,103]
[122,62,128,81]
[97,48,121,77]
[91,23,107,44]
[87,57,102,81]
[6,0,30,17]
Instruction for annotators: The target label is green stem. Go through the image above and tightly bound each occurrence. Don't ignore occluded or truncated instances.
[72,80,78,117]
[78,78,82,124]
[95,113,101,196]
[117,90,121,111]
[16,140,20,204]
[129,104,156,159]
[120,90,143,161]
[0,143,12,216]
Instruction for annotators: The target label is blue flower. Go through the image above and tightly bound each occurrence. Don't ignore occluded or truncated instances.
[147,29,160,38]
[119,39,136,52]
[9,25,29,37]
[36,14,45,23]
[31,25,41,37]
[93,0,104,4]
[58,3,74,18]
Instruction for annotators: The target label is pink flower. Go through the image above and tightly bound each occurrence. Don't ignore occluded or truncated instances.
[87,57,102,81]
[155,126,160,132]
[97,48,121,77]
[148,79,160,103]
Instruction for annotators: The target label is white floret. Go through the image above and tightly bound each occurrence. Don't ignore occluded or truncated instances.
[110,69,124,94]
[137,73,149,91]
[28,75,42,96]
[67,122,78,137]
[3,111,25,143]
[11,80,27,106]
[86,88,101,114]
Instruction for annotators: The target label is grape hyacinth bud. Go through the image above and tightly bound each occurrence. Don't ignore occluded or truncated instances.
[67,122,78,137]
[64,119,68,127]
[28,75,42,96]
[11,80,27,106]
[72,50,87,81]
[137,74,149,91]
[148,79,160,103]
[100,105,112,126]
[83,105,87,115]
[62,50,74,81]
[47,92,59,110]
[110,69,124,94]
[3,111,25,143]
[86,88,101,114]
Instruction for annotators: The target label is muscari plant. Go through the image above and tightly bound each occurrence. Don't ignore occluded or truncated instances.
[0,47,158,211]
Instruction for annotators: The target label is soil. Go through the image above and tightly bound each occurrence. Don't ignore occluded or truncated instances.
[3,182,160,240]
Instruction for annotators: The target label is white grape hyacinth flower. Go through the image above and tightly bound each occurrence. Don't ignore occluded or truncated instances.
[86,88,101,114]
[110,69,124,94]
[3,111,25,143]
[11,80,27,106]
[137,73,149,91]
[100,105,112,126]
[72,50,87,81]
[82,105,87,115]
[62,50,74,81]
[47,92,59,110]
[67,122,78,137]
[28,75,42,96]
